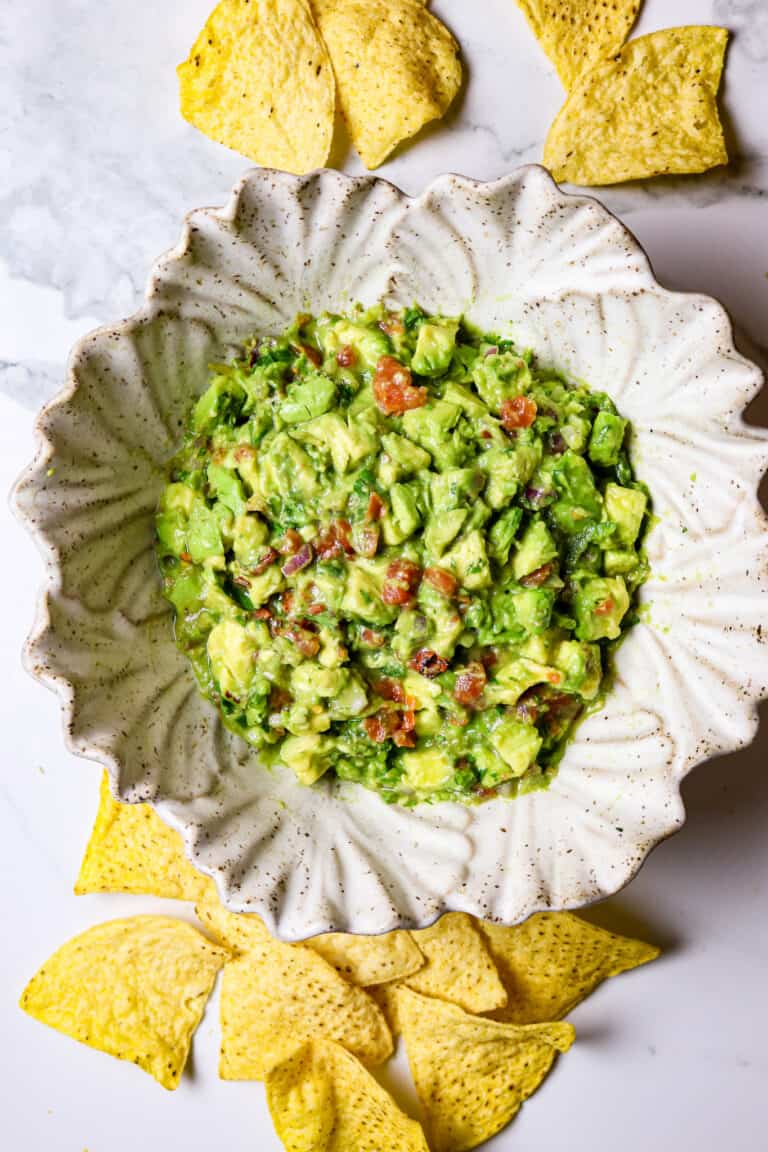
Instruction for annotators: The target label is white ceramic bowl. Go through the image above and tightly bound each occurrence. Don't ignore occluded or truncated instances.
[15,166,768,940]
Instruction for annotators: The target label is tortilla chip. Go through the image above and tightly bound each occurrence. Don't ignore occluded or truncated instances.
[369,981,402,1034]
[544,26,729,185]
[307,929,424,986]
[406,912,507,1015]
[398,986,574,1152]
[19,917,227,1090]
[75,771,211,901]
[479,911,660,1024]
[195,885,272,953]
[313,0,462,168]
[267,1038,430,1151]
[517,1,641,90]
[178,0,335,173]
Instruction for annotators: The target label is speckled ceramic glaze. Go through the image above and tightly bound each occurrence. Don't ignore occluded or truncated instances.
[14,166,768,940]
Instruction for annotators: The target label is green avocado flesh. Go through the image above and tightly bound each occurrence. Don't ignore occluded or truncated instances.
[155,304,650,804]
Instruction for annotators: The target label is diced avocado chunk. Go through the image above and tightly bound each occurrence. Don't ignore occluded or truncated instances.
[290,662,348,702]
[165,565,204,613]
[232,514,269,567]
[443,529,492,590]
[484,718,542,784]
[573,576,630,641]
[192,374,245,433]
[549,451,603,536]
[187,500,225,563]
[326,320,390,371]
[280,732,333,785]
[513,587,555,635]
[379,432,431,485]
[430,468,484,512]
[512,518,558,580]
[488,507,523,564]
[411,319,458,377]
[297,412,378,474]
[604,483,647,547]
[341,565,397,626]
[603,549,639,575]
[443,381,487,418]
[554,640,602,699]
[207,463,246,517]
[401,401,465,470]
[207,619,257,698]
[588,411,627,467]
[417,583,464,657]
[260,434,319,499]
[248,564,284,606]
[471,351,532,412]
[480,448,520,509]
[401,746,454,791]
[424,507,467,557]
[383,483,421,544]
[279,373,336,424]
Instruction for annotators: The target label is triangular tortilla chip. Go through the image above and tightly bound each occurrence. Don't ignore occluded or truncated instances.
[178,0,335,173]
[313,0,461,168]
[213,893,394,1079]
[544,26,729,185]
[398,986,574,1152]
[267,1038,430,1151]
[19,917,228,1090]
[405,912,507,1015]
[75,771,211,901]
[479,911,660,1023]
[307,929,425,986]
[517,1,641,90]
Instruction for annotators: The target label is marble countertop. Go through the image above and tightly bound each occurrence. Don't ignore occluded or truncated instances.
[1,1,766,1150]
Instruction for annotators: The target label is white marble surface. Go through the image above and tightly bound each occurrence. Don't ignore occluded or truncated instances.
[1,1,767,1150]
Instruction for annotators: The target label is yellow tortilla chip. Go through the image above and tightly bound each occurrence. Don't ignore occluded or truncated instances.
[19,917,228,1090]
[178,0,335,173]
[479,911,660,1024]
[517,1,641,90]
[398,986,574,1152]
[195,885,272,952]
[267,1038,430,1151]
[307,929,424,986]
[75,771,211,901]
[544,26,729,185]
[369,980,402,1034]
[406,912,507,1015]
[313,0,462,168]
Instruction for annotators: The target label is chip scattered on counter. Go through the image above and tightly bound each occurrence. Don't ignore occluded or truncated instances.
[312,0,462,168]
[516,1,642,90]
[307,929,425,986]
[75,771,211,901]
[406,912,507,1015]
[398,986,574,1152]
[479,911,660,1024]
[544,25,729,185]
[267,1038,430,1151]
[19,917,228,1090]
[178,0,335,173]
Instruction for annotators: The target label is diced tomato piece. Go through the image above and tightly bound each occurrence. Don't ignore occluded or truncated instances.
[379,316,405,337]
[423,566,458,598]
[453,662,487,706]
[336,344,356,368]
[474,786,498,799]
[375,678,406,703]
[234,444,257,463]
[408,649,449,678]
[352,524,380,558]
[381,558,422,605]
[360,627,386,648]
[519,561,554,588]
[392,712,417,747]
[366,492,385,522]
[363,711,398,743]
[282,624,320,658]
[179,551,192,563]
[500,395,538,431]
[252,607,272,620]
[480,647,499,670]
[373,356,427,414]
[268,686,292,712]
[315,520,355,560]
[297,343,322,367]
[276,529,303,555]
[251,547,279,575]
[306,602,326,616]
[595,597,614,616]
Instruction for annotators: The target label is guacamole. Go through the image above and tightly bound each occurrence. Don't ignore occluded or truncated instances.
[156,305,649,803]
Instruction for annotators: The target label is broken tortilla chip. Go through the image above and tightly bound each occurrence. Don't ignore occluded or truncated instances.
[517,1,642,90]
[75,771,211,901]
[398,986,574,1152]
[178,0,335,173]
[544,25,729,185]
[19,917,227,1090]
[307,929,424,986]
[267,1038,430,1151]
[312,0,462,168]
[195,885,272,953]
[479,911,660,1024]
[405,912,507,1015]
